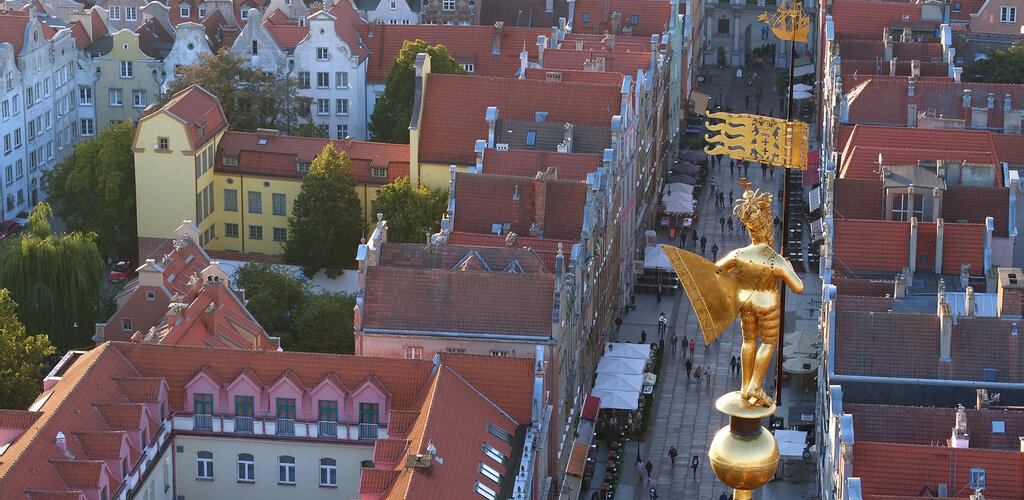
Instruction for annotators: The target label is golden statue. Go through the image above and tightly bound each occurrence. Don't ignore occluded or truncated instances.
[662,181,804,407]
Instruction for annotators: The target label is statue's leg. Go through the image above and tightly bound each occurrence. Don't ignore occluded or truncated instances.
[747,306,781,406]
[739,310,758,399]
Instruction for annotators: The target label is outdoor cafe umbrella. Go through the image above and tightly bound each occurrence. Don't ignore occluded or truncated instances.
[783,355,819,374]
[783,342,819,358]
[672,161,700,175]
[680,150,706,162]
[668,173,697,185]
[791,83,813,92]
[785,330,821,348]
[792,90,813,100]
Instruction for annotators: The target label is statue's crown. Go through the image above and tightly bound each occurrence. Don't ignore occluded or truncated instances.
[733,187,773,231]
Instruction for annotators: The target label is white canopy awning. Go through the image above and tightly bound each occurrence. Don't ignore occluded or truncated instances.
[596,356,647,375]
[592,389,640,410]
[775,430,808,459]
[643,245,672,271]
[604,342,653,359]
[662,183,696,214]
[593,373,644,393]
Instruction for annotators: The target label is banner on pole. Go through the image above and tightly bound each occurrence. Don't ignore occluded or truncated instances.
[703,112,809,170]
[759,1,810,43]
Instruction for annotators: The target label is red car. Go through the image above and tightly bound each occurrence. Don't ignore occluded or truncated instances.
[108,261,132,283]
[0,220,21,239]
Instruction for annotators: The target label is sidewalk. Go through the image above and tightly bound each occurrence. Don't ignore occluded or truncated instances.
[617,63,822,500]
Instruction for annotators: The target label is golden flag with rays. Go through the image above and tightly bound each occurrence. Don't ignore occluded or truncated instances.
[703,111,808,170]
[661,245,742,345]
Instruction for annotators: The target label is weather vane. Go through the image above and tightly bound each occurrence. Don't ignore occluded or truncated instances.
[758,0,810,43]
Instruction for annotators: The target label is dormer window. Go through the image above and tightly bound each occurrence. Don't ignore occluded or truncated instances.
[371,167,387,178]
[180,5,190,17]
[198,6,205,18]
[223,156,238,166]
[297,162,311,172]
[240,9,248,20]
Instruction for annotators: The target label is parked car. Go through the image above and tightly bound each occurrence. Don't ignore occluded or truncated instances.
[0,220,21,239]
[13,210,29,226]
[108,261,132,283]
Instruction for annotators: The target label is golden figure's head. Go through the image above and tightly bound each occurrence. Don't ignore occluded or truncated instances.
[734,185,774,242]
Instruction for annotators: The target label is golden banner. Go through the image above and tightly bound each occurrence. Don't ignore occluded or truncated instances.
[703,111,808,170]
[759,1,810,43]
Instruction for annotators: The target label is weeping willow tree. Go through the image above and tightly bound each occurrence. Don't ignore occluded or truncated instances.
[0,203,105,351]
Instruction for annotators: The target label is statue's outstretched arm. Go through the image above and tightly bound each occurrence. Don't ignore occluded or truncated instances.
[715,250,740,272]
[775,257,804,294]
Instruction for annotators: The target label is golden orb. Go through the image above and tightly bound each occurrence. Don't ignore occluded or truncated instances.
[708,424,780,491]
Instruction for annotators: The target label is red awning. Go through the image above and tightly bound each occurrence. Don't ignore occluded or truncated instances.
[803,150,821,187]
[567,442,590,476]
[582,395,600,420]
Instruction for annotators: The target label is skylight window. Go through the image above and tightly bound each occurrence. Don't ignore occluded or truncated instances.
[487,422,512,444]
[482,442,505,464]
[474,480,497,500]
[479,462,500,483]
[992,421,1005,433]
[257,138,268,145]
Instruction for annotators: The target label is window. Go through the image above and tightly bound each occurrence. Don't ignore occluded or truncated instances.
[317,98,329,115]
[223,156,238,167]
[237,453,254,482]
[235,395,254,416]
[194,393,213,414]
[474,481,497,500]
[223,189,237,211]
[335,71,349,88]
[120,61,133,78]
[371,167,388,178]
[158,137,168,150]
[462,63,475,73]
[25,87,32,108]
[146,291,156,301]
[487,421,512,443]
[297,162,311,172]
[403,346,423,359]
[79,87,92,105]
[239,8,247,20]
[319,458,337,487]
[247,191,261,213]
[479,462,500,483]
[891,193,924,222]
[443,0,454,9]
[271,193,286,216]
[336,124,348,140]
[80,119,94,136]
[318,400,338,421]
[490,350,508,357]
[109,88,123,106]
[196,451,213,479]
[525,130,536,146]
[109,6,120,19]
[277,398,296,419]
[249,225,262,240]
[482,443,505,464]
[298,72,310,88]
[359,402,379,424]
[718,18,730,34]
[198,6,205,18]
[13,129,19,148]
[970,467,985,490]
[1,100,7,120]
[133,90,146,107]
[952,2,961,12]
[11,95,17,114]
[317,72,329,88]
[180,5,190,17]
[3,166,8,185]
[273,227,287,242]
[581,12,589,23]
[121,318,132,332]
[336,98,349,115]
[316,47,329,61]
[225,223,239,238]
[278,456,295,484]
[390,0,396,8]
[1000,6,1017,22]
[630,14,638,25]
[126,6,137,20]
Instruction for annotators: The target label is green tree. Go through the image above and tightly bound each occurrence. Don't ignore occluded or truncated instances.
[42,120,137,259]
[368,40,468,144]
[231,262,307,335]
[374,177,448,243]
[0,289,54,409]
[964,45,1024,83]
[0,203,104,350]
[286,293,356,354]
[167,49,311,134]
[285,145,363,278]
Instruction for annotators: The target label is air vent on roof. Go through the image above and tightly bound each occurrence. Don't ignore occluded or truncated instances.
[545,72,562,82]
[495,143,509,151]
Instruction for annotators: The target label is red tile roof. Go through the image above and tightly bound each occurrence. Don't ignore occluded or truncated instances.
[373,438,409,464]
[325,0,370,61]
[453,172,586,240]
[835,295,894,312]
[992,133,1024,166]
[112,377,165,403]
[447,231,572,271]
[419,73,621,165]
[951,0,987,22]
[833,219,910,273]
[542,47,651,76]
[23,492,84,500]
[50,460,106,488]
[853,441,1024,498]
[841,58,949,78]
[0,410,41,430]
[0,10,31,60]
[362,265,555,337]
[838,125,1001,184]
[847,404,1024,449]
[159,85,229,151]
[135,17,174,60]
[832,274,896,297]
[833,179,883,220]
[386,410,420,437]
[359,468,402,493]
[571,0,672,38]
[216,131,410,184]
[831,0,928,39]
[72,432,127,459]
[478,0,568,28]
[942,185,1010,237]
[940,222,984,275]
[379,242,550,273]
[481,147,602,181]
[264,22,308,49]
[439,353,535,424]
[359,23,550,82]
[523,66,625,85]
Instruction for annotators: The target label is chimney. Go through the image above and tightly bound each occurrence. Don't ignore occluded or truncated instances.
[1004,107,1021,134]
[54,431,74,459]
[551,26,558,47]
[475,140,486,172]
[505,232,517,247]
[965,286,976,316]
[988,92,995,109]
[519,46,528,79]
[935,218,944,273]
[939,299,953,362]
[532,169,550,238]
[537,36,547,67]
[545,0,553,13]
[901,26,911,42]
[485,107,498,148]
[963,89,972,109]
[908,216,918,273]
[950,404,970,448]
[492,21,504,55]
[894,274,907,298]
[953,67,963,83]
[558,17,567,35]
[997,267,1024,319]
[984,217,994,273]
[907,103,917,127]
[1005,93,1012,111]
[908,78,915,96]
[610,12,621,34]
[889,57,897,76]
[603,33,614,51]
[562,123,574,153]
[910,59,921,78]
[883,35,893,61]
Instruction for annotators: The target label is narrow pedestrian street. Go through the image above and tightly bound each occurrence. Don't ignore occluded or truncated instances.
[609,65,821,500]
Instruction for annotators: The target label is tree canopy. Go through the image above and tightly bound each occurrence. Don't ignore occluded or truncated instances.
[374,177,448,243]
[231,262,307,334]
[167,49,310,134]
[43,120,137,259]
[964,45,1024,83]
[0,203,104,351]
[367,40,468,143]
[284,145,363,278]
[0,289,55,409]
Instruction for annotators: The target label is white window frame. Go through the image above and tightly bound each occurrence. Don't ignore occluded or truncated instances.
[120,61,133,78]
[1000,6,1017,23]
[316,47,329,61]
[317,98,329,115]
[237,454,255,482]
[319,458,337,487]
[317,72,329,88]
[335,71,348,88]
[133,90,146,108]
[196,451,213,479]
[403,346,422,359]
[474,481,497,500]
[443,0,454,10]
[109,88,123,106]
[79,87,93,105]
[109,6,120,20]
[336,98,349,115]
[278,456,296,485]
[180,5,191,17]
[126,6,137,21]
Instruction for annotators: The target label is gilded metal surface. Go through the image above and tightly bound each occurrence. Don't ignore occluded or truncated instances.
[758,0,810,42]
[703,111,809,170]
[708,425,780,490]
[661,185,804,407]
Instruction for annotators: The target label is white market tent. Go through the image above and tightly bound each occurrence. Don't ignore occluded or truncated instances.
[592,373,644,393]
[643,245,673,270]
[591,389,640,410]
[597,356,647,375]
[604,342,654,359]
[774,430,809,459]
[662,183,696,215]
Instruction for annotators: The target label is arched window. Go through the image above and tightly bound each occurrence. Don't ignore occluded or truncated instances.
[196,451,213,479]
[237,453,254,482]
[278,455,296,484]
[319,458,337,487]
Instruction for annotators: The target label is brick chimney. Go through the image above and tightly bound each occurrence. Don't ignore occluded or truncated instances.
[939,297,953,362]
[1004,106,1021,134]
[910,60,921,78]
[934,218,944,273]
[485,107,498,148]
[988,92,995,109]
[519,45,528,79]
[492,21,504,55]
[883,34,893,61]
[997,267,1024,319]
[532,168,556,238]
[537,35,547,67]
[962,89,972,109]
[950,404,970,448]
[889,57,898,76]
[965,286,976,316]
[894,274,907,298]
[603,33,614,51]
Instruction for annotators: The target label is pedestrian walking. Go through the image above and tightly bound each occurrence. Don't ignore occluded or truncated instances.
[770,165,776,178]
[689,341,696,356]
[644,460,653,480]
[682,335,688,349]
[729,190,734,206]
[711,243,720,261]
[718,191,725,208]
[685,358,693,377]
[649,486,658,500]
[719,217,726,232]
[700,236,707,255]
[761,163,768,176]
[636,457,645,478]
[729,356,737,374]
[727,218,734,233]
[691,231,698,249]
[729,158,735,173]
[640,330,647,344]
[691,456,700,478]
[668,446,678,466]
[729,159,735,176]
[670,333,678,353]
[720,492,730,500]
[694,365,703,382]
[656,284,663,303]
[706,368,713,387]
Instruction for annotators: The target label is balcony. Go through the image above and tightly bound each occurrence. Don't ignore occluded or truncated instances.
[234,416,254,433]
[276,418,295,436]
[318,420,338,438]
[193,414,212,431]
[358,422,379,440]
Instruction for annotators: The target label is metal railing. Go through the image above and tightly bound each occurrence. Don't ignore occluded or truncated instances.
[193,414,212,431]
[276,418,295,436]
[358,422,378,440]
[234,416,254,433]
[318,420,338,438]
